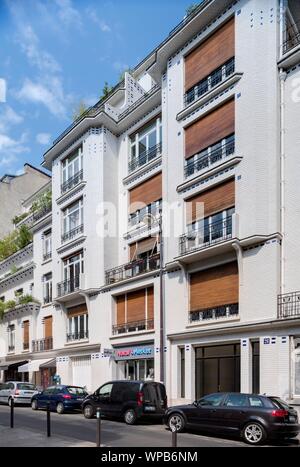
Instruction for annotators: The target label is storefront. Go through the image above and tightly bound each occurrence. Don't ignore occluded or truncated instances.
[114,344,155,381]
[18,358,56,388]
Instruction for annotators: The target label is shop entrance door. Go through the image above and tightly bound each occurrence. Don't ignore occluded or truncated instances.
[124,359,154,380]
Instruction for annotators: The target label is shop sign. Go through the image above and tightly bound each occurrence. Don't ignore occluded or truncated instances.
[115,345,154,361]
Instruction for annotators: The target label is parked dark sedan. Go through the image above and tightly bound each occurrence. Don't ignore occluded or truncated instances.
[165,392,300,445]
[31,385,88,414]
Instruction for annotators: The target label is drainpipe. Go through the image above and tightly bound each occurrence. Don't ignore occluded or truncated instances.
[279,69,287,296]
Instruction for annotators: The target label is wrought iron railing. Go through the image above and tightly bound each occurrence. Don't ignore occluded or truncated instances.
[112,318,154,335]
[61,224,84,243]
[43,295,52,305]
[32,205,52,222]
[189,304,239,323]
[179,217,233,256]
[32,337,53,352]
[128,143,162,174]
[8,345,15,353]
[57,276,80,297]
[184,58,235,107]
[66,330,89,342]
[278,292,300,319]
[185,137,235,178]
[283,22,300,55]
[105,254,160,285]
[129,200,162,227]
[61,169,83,194]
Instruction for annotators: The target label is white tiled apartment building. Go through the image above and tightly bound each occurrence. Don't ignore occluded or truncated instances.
[1,0,300,408]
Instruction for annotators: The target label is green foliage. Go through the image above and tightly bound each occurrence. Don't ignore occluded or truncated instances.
[119,68,134,82]
[0,225,33,262]
[17,225,33,250]
[100,81,114,100]
[0,295,40,319]
[72,100,89,121]
[18,294,40,305]
[10,265,20,275]
[5,300,16,310]
[12,212,29,225]
[0,301,5,319]
[185,3,199,15]
[30,190,52,214]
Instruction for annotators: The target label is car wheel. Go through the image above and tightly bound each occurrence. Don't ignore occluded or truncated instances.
[168,413,185,433]
[31,400,38,410]
[56,402,65,414]
[83,404,95,419]
[242,422,267,445]
[124,409,137,425]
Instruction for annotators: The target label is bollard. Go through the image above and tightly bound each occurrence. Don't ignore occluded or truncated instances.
[96,407,101,447]
[171,427,177,447]
[10,398,14,429]
[47,402,51,437]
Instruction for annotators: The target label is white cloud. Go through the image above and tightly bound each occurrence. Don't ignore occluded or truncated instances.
[36,133,51,145]
[0,79,6,103]
[113,61,129,73]
[0,132,30,169]
[55,0,82,29]
[0,106,23,133]
[86,7,111,32]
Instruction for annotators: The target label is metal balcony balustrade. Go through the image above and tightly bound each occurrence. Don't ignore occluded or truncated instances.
[128,143,162,174]
[283,22,300,54]
[43,252,52,262]
[278,292,300,319]
[184,58,235,107]
[129,201,162,228]
[185,137,235,178]
[189,303,239,323]
[57,276,80,297]
[32,205,52,222]
[61,224,84,243]
[112,318,154,336]
[43,295,52,305]
[66,330,89,342]
[61,169,83,194]
[32,337,53,352]
[8,345,15,353]
[105,254,160,285]
[179,217,233,256]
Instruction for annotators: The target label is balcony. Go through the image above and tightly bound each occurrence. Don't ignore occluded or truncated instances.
[32,205,52,223]
[189,304,239,324]
[57,276,81,297]
[105,254,160,285]
[23,342,29,351]
[118,84,160,121]
[61,169,83,194]
[66,330,89,342]
[278,292,300,319]
[184,58,235,107]
[61,224,84,243]
[112,318,154,336]
[283,22,300,55]
[43,252,52,262]
[179,217,233,256]
[32,337,53,352]
[128,143,162,174]
[185,136,235,179]
[129,201,161,229]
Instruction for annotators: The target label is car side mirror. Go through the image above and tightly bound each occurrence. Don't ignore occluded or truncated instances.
[193,400,199,407]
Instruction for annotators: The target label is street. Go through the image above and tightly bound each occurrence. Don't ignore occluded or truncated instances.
[0,405,299,447]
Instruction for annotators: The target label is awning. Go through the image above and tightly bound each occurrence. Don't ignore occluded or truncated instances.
[18,363,29,373]
[18,358,55,373]
[40,358,56,369]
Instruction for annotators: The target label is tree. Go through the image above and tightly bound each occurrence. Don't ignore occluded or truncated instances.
[72,100,88,121]
[16,225,33,250]
[186,3,199,16]
[100,81,113,100]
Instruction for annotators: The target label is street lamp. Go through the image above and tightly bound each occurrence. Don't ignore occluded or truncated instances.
[142,207,164,383]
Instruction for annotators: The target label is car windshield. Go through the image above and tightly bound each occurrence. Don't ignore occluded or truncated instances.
[66,386,86,396]
[17,383,37,391]
[269,397,290,410]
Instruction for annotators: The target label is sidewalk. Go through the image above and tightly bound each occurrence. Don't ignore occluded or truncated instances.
[0,425,95,447]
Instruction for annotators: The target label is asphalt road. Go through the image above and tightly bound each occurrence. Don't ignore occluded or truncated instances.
[0,405,299,448]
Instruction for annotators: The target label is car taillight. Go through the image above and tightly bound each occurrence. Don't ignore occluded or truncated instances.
[15,390,20,395]
[62,394,72,399]
[271,409,288,417]
[137,391,143,406]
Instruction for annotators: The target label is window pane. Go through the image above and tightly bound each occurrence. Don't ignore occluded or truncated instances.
[139,138,147,155]
[225,394,248,407]
[199,393,224,407]
[148,130,156,149]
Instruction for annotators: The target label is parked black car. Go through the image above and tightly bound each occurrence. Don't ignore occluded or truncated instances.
[31,385,88,414]
[164,392,300,445]
[82,380,167,424]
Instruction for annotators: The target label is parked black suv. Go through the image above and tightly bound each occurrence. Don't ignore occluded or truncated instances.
[165,392,300,445]
[82,380,167,424]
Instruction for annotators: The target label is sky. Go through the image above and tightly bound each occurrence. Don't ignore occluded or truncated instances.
[0,0,196,177]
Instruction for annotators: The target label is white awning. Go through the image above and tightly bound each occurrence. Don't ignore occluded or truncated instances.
[18,359,54,373]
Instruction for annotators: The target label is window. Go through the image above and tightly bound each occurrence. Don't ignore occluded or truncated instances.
[62,199,83,239]
[188,207,234,244]
[198,393,224,407]
[67,313,88,341]
[129,199,161,227]
[62,147,83,186]
[98,383,113,397]
[249,396,264,408]
[43,273,52,304]
[129,118,162,172]
[224,394,248,407]
[15,288,23,298]
[43,230,52,260]
[8,325,15,352]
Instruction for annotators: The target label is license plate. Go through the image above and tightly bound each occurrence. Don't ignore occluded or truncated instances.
[144,406,156,412]
[289,416,296,423]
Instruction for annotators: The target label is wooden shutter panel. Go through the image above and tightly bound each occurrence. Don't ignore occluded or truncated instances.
[185,99,235,159]
[44,316,53,338]
[67,304,88,318]
[127,289,146,322]
[147,287,154,321]
[187,179,235,222]
[185,18,235,91]
[116,296,126,325]
[129,236,158,260]
[23,321,29,345]
[129,173,162,214]
[190,262,238,311]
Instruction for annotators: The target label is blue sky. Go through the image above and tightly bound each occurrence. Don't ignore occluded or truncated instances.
[0,0,195,176]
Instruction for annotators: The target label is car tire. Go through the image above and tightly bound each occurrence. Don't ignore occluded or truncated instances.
[31,400,38,410]
[56,402,65,414]
[124,408,137,425]
[242,422,267,445]
[168,413,185,433]
[83,404,95,419]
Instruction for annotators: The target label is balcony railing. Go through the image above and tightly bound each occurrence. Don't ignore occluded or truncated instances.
[32,337,53,352]
[189,304,239,323]
[184,58,235,107]
[32,205,52,222]
[57,276,80,297]
[43,252,52,262]
[185,137,235,178]
[61,169,83,194]
[61,224,84,243]
[129,201,162,228]
[112,318,154,336]
[128,143,162,174]
[66,330,89,342]
[179,217,233,256]
[118,84,160,120]
[278,292,300,319]
[43,295,52,305]
[8,345,15,353]
[283,22,300,55]
[23,342,29,351]
[105,254,160,285]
